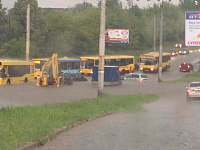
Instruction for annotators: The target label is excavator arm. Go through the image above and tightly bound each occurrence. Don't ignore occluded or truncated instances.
[37,53,64,87]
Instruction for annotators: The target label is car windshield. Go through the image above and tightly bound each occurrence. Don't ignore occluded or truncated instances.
[141,74,148,78]
[190,83,200,87]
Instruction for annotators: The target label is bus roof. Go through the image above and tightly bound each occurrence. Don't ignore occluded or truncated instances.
[140,52,171,58]
[58,58,80,62]
[80,55,134,60]
[0,61,34,66]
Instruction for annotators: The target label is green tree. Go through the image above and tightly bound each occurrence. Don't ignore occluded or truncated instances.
[179,0,200,10]
[8,0,48,58]
[44,6,100,56]
[1,37,25,58]
[0,0,192,58]
[0,0,8,47]
[163,3,184,43]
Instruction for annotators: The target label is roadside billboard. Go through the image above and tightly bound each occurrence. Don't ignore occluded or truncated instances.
[185,11,200,46]
[105,29,129,44]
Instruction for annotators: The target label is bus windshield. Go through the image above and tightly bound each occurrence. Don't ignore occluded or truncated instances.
[83,59,95,69]
[140,58,157,65]
[0,69,4,78]
[33,60,48,71]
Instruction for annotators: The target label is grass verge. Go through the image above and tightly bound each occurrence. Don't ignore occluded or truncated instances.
[0,94,158,150]
[166,70,200,84]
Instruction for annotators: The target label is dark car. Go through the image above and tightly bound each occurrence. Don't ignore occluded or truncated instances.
[179,48,189,55]
[179,62,194,72]
[63,73,74,85]
[64,73,87,82]
[169,49,178,56]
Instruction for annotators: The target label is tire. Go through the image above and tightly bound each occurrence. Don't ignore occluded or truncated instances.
[7,79,10,85]
[121,70,126,75]
[24,77,28,83]
[66,79,73,85]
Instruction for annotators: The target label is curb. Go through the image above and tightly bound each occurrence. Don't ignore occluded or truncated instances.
[17,112,113,150]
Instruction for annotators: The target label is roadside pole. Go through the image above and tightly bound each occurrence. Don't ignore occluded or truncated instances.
[158,1,163,82]
[26,3,30,61]
[153,13,156,52]
[98,0,106,96]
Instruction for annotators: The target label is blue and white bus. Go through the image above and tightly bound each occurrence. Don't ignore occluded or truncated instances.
[58,58,81,74]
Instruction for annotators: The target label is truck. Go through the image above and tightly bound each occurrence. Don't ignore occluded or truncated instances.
[36,53,64,87]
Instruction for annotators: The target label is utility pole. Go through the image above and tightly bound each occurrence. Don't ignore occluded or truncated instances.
[98,0,106,96]
[158,0,163,82]
[153,13,156,52]
[26,3,30,61]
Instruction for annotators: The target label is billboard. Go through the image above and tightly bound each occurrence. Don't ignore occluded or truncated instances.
[105,29,129,44]
[185,11,200,46]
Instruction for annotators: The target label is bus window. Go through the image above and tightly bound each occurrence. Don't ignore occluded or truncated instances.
[85,59,94,69]
[0,68,5,78]
[67,64,72,70]
[74,63,79,69]
[120,59,127,66]
[127,58,133,64]
[95,60,99,66]
[81,61,85,69]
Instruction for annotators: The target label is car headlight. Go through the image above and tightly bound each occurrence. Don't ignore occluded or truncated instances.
[150,68,154,71]
[140,68,143,71]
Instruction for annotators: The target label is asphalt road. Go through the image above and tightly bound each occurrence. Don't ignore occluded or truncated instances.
[35,52,200,150]
[1,52,199,108]
[1,51,200,150]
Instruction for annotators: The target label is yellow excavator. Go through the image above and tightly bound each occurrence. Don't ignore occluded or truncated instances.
[36,53,64,87]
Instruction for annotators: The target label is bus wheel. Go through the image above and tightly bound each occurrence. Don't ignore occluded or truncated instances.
[122,70,126,75]
[166,65,168,70]
[7,79,11,85]
[24,77,28,83]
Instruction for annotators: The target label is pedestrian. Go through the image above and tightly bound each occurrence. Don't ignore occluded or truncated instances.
[135,63,139,71]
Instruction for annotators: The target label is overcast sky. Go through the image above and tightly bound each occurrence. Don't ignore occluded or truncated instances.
[1,0,180,10]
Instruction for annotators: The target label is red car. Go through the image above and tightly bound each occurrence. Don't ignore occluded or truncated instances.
[179,62,194,72]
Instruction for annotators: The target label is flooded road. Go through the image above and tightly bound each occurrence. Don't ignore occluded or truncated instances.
[35,52,200,150]
[0,52,199,108]
[1,52,200,150]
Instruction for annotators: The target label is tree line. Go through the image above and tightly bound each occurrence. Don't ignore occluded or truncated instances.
[0,0,199,59]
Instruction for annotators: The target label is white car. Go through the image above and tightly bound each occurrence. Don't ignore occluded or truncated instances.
[186,82,200,101]
[123,73,149,82]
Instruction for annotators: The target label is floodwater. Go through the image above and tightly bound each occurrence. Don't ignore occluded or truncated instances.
[1,52,200,150]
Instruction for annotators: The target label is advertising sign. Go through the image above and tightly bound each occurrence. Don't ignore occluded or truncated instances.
[105,29,129,44]
[185,11,200,46]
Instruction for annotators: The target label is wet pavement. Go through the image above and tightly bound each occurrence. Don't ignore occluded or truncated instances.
[1,52,200,150]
